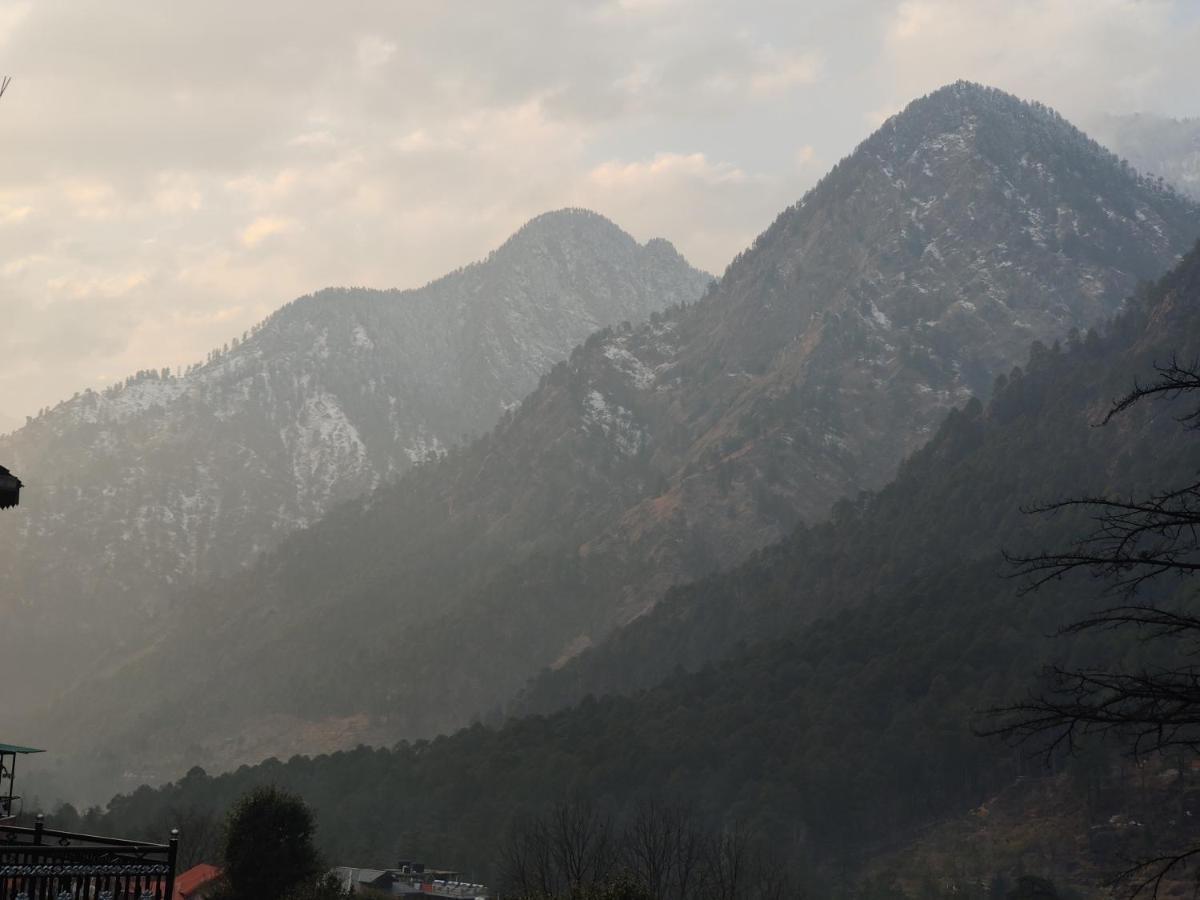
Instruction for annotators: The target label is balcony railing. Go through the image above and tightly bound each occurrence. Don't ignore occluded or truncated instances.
[0,817,177,900]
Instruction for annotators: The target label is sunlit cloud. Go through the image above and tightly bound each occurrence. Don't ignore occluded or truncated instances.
[0,204,32,224]
[0,2,30,46]
[588,152,751,189]
[240,216,297,248]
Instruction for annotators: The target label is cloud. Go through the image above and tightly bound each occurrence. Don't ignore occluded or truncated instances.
[0,2,30,46]
[356,35,397,70]
[747,49,823,98]
[0,204,32,224]
[877,0,1199,117]
[0,0,1197,423]
[240,216,296,248]
[588,152,751,189]
[576,151,793,275]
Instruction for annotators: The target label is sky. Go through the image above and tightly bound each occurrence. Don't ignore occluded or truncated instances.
[1,0,1198,427]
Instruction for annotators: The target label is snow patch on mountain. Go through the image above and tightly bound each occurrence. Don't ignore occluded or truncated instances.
[584,390,644,456]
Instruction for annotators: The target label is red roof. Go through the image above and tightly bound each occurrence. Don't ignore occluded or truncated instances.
[174,863,223,900]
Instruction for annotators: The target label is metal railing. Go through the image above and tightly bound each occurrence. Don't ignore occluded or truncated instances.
[0,816,177,900]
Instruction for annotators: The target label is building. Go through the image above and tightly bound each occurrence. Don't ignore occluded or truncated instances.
[0,744,178,900]
[331,861,488,899]
[173,863,223,900]
[0,743,42,820]
[0,465,20,509]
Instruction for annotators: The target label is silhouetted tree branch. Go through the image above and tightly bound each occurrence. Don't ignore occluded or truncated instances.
[1005,484,1200,595]
[1101,355,1200,426]
[1110,846,1200,900]
[986,359,1200,898]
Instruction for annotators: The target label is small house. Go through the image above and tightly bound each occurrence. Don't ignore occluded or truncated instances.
[173,863,223,900]
[0,465,20,509]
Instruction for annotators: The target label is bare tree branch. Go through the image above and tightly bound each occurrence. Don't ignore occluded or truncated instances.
[1102,355,1200,426]
[1005,482,1200,596]
[991,358,1200,897]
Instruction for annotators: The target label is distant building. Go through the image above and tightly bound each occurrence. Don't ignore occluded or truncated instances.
[0,465,20,509]
[173,863,223,900]
[331,861,488,899]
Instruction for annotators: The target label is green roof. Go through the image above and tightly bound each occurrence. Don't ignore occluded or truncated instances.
[0,744,43,754]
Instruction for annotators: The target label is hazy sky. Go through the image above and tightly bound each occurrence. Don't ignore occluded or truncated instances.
[1,0,1198,427]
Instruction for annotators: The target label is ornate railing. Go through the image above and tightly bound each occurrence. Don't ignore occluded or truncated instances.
[0,817,177,900]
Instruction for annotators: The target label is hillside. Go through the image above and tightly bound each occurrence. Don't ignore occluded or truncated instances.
[86,240,1200,896]
[0,209,709,710]
[28,82,1200,785]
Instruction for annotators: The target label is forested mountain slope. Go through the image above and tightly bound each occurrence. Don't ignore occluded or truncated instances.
[516,251,1200,715]
[0,209,708,709]
[31,82,1200,782]
[90,241,1200,895]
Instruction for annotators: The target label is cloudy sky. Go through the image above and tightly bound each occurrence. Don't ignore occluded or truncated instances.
[0,0,1198,427]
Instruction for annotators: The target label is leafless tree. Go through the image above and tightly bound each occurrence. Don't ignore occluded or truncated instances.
[621,800,705,900]
[698,823,750,900]
[500,812,556,899]
[499,800,798,899]
[550,798,615,891]
[500,798,614,897]
[987,358,1200,897]
[749,847,796,900]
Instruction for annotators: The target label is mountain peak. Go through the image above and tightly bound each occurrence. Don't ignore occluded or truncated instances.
[491,208,710,280]
[499,208,628,251]
[911,80,1052,117]
[864,80,1175,191]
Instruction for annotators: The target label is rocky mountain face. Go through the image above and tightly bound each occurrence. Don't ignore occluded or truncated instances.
[1091,112,1200,201]
[30,82,1200,786]
[0,209,710,710]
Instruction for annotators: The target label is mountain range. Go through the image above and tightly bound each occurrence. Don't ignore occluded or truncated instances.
[88,200,1200,899]
[0,209,709,712]
[24,82,1200,793]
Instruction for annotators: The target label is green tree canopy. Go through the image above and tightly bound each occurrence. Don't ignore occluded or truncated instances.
[222,786,324,900]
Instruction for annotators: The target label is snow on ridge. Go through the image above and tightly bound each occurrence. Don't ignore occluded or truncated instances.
[584,389,644,456]
[403,429,445,464]
[601,321,680,392]
[62,378,190,426]
[284,390,373,515]
[603,343,658,390]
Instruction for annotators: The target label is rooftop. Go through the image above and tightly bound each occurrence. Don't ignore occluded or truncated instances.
[0,743,44,754]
